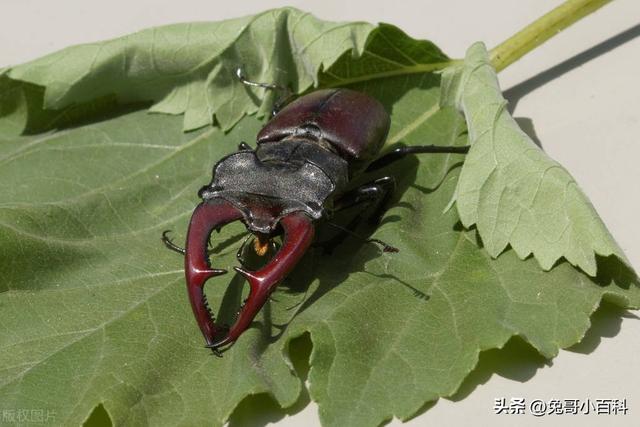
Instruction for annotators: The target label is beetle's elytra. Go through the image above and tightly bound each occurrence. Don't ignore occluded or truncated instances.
[163,70,470,355]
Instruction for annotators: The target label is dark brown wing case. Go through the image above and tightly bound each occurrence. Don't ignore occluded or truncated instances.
[257,89,390,162]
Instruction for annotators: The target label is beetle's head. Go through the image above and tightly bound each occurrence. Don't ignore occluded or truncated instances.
[183,198,314,355]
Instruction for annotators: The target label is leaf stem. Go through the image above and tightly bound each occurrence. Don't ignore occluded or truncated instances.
[489,0,614,72]
[323,0,614,89]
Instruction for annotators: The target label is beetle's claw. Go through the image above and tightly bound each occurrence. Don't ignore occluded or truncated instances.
[162,229,186,255]
[233,266,260,283]
[184,198,315,353]
[185,199,244,351]
[185,207,315,353]
[212,212,314,350]
[205,344,224,357]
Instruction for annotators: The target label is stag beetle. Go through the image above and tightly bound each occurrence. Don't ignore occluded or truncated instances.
[162,69,469,355]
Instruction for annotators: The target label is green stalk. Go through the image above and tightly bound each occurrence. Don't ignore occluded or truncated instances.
[489,0,614,72]
[326,0,614,88]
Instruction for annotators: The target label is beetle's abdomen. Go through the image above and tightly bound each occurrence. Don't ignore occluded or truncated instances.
[257,89,390,162]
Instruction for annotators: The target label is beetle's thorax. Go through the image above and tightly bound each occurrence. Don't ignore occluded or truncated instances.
[199,136,349,234]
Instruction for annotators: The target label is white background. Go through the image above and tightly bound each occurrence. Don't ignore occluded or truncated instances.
[2,1,639,426]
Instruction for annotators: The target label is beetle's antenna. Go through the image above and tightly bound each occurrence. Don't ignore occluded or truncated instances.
[325,221,399,253]
[236,67,286,92]
[162,230,186,255]
[236,67,294,116]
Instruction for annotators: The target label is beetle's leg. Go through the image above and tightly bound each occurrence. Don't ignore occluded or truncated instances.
[235,67,294,116]
[236,234,253,266]
[366,145,470,172]
[238,142,253,151]
[161,230,186,255]
[321,176,397,253]
[162,230,219,256]
[334,176,396,227]
[324,221,398,253]
[208,212,314,352]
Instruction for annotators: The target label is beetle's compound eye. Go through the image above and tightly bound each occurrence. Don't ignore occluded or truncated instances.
[197,185,209,198]
[198,185,221,200]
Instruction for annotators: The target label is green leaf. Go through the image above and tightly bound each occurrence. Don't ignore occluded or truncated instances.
[7,8,374,132]
[0,10,638,427]
[319,22,450,93]
[441,42,629,277]
[0,70,28,137]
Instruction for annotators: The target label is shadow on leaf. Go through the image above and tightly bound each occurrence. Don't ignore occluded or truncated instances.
[513,117,543,149]
[567,301,638,354]
[448,336,549,402]
[404,297,636,424]
[228,333,313,427]
[12,79,152,135]
[83,403,112,427]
